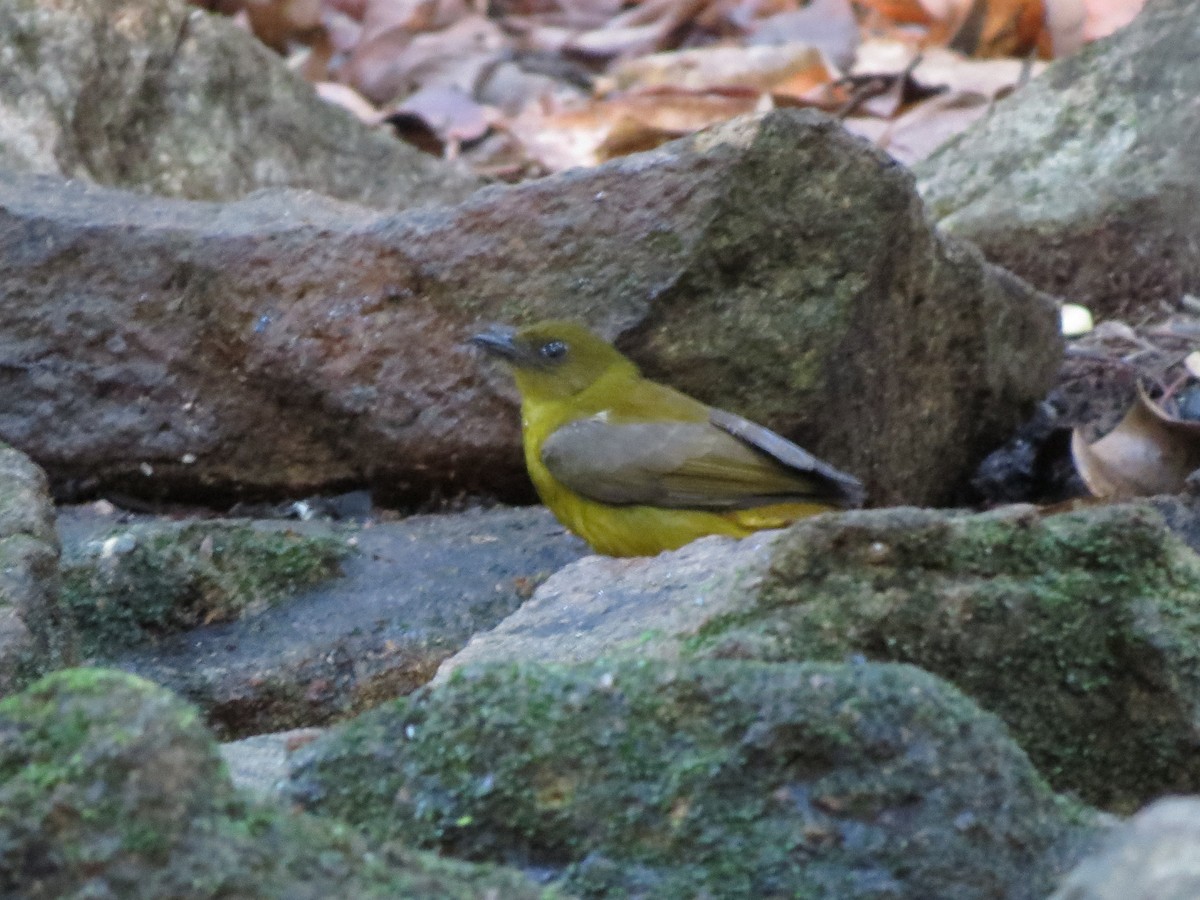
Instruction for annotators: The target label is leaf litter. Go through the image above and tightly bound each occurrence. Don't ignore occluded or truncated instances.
[196,0,1147,177]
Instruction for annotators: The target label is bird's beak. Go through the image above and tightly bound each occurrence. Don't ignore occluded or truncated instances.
[470,324,526,363]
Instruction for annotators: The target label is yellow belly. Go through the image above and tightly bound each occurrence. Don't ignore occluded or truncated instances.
[534,473,831,557]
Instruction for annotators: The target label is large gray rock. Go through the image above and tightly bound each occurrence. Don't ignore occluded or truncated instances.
[439,503,1200,811]
[0,0,476,207]
[0,668,559,899]
[1051,796,1200,900]
[0,111,1059,508]
[917,0,1200,319]
[289,658,1095,899]
[0,443,72,695]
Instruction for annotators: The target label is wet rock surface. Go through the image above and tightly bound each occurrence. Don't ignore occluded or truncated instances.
[59,504,584,737]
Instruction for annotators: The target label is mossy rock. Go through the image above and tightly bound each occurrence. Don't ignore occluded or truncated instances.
[692,503,1200,811]
[288,658,1094,899]
[0,668,559,899]
[60,521,350,658]
[0,442,74,696]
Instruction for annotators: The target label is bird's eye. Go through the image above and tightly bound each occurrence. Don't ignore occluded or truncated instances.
[540,340,568,361]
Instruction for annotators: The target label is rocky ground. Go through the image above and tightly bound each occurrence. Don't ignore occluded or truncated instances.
[3,0,1200,896]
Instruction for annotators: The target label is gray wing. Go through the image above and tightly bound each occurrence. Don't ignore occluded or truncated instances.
[540,411,863,510]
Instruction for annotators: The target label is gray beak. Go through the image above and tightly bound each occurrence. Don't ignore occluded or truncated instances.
[470,324,524,362]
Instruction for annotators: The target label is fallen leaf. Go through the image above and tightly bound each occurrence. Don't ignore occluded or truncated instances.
[1072,384,1200,498]
[508,88,762,170]
[855,89,990,163]
[565,0,710,58]
[347,15,508,105]
[1083,0,1145,40]
[564,21,677,58]
[907,46,1045,96]
[388,83,497,154]
[864,0,1048,57]
[1044,0,1085,54]
[604,42,833,95]
[360,0,469,40]
[748,0,860,70]
[242,0,324,51]
[857,0,935,25]
[315,80,386,123]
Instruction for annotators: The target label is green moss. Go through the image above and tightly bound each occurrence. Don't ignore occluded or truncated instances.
[0,668,558,899]
[60,522,351,657]
[289,658,1092,899]
[690,504,1200,811]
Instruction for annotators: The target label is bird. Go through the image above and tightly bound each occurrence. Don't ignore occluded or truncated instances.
[471,320,864,557]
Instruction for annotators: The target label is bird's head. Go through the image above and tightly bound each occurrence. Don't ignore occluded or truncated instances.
[471,320,637,402]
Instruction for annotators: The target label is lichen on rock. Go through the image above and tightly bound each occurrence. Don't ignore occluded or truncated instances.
[289,657,1094,899]
[0,668,559,899]
[60,520,351,657]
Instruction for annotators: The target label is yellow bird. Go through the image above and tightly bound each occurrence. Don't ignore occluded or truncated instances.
[472,320,864,557]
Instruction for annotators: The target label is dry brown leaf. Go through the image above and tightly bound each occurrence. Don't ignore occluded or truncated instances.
[360,0,469,40]
[768,55,840,100]
[692,0,796,36]
[391,84,497,148]
[240,0,324,50]
[566,0,711,58]
[314,81,386,123]
[327,0,368,17]
[907,46,1045,95]
[347,15,507,104]
[949,0,1047,57]
[863,0,1048,56]
[508,89,762,170]
[344,24,414,101]
[856,0,934,25]
[321,7,365,54]
[594,114,685,159]
[847,88,990,163]
[604,43,833,95]
[1071,384,1200,499]
[565,22,673,58]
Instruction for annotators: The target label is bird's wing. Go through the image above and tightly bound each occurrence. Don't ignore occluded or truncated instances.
[540,412,862,510]
[708,407,864,506]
